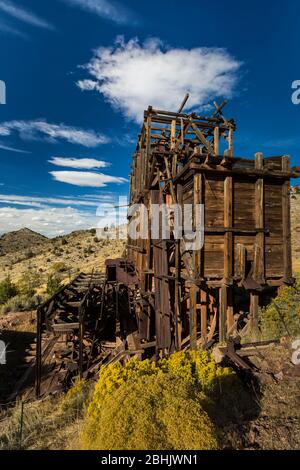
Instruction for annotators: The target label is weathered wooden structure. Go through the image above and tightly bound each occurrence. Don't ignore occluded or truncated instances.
[126,100,299,355]
[29,101,299,399]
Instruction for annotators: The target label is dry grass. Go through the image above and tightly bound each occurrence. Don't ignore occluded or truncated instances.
[0,395,83,450]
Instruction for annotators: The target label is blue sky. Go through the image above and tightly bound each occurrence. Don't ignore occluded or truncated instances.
[0,0,299,236]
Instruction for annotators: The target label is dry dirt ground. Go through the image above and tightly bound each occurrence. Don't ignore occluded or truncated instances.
[219,340,300,450]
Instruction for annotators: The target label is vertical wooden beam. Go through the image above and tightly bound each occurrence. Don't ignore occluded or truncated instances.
[228,127,234,156]
[237,243,246,279]
[250,292,259,330]
[174,239,181,350]
[35,307,42,398]
[227,286,234,333]
[214,126,219,155]
[224,176,233,283]
[219,285,227,344]
[282,155,293,283]
[254,152,265,283]
[200,289,207,344]
[79,312,84,379]
[193,173,203,279]
[176,183,183,348]
[223,175,233,340]
[190,284,198,349]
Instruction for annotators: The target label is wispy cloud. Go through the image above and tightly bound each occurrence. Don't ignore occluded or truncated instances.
[0,19,27,37]
[0,193,128,236]
[50,170,127,187]
[0,141,31,153]
[63,0,137,25]
[49,156,110,169]
[0,120,109,147]
[78,36,241,122]
[0,0,55,30]
[0,193,115,208]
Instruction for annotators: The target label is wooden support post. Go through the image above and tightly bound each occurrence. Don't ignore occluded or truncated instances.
[193,173,203,279]
[190,284,198,349]
[174,239,181,350]
[228,127,234,156]
[237,243,246,279]
[214,126,219,155]
[282,155,293,283]
[254,153,265,283]
[79,314,84,379]
[35,308,42,398]
[223,175,233,339]
[227,286,234,334]
[200,289,207,344]
[219,285,227,344]
[250,292,259,330]
[224,176,233,284]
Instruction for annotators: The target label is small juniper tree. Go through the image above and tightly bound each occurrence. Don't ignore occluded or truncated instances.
[0,277,18,304]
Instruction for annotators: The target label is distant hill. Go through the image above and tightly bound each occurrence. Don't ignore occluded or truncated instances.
[0,227,126,289]
[0,228,48,256]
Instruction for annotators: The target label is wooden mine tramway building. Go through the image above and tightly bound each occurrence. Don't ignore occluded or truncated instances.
[31,101,299,399]
[126,101,299,354]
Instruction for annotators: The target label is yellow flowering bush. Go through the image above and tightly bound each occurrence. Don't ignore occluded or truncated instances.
[82,375,218,450]
[80,350,239,449]
[160,350,236,395]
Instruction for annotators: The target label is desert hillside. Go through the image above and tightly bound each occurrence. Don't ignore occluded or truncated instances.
[0,227,126,289]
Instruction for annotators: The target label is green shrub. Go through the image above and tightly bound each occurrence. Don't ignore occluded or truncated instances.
[0,277,18,304]
[259,279,300,339]
[82,375,218,450]
[46,274,62,298]
[17,271,40,297]
[0,294,43,314]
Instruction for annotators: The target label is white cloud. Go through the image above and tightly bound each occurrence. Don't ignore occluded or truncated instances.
[0,141,31,153]
[63,0,137,25]
[0,19,27,38]
[49,156,110,169]
[50,170,127,187]
[0,120,109,147]
[77,37,241,122]
[0,193,115,208]
[0,0,55,30]
[0,200,128,237]
[0,206,97,237]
